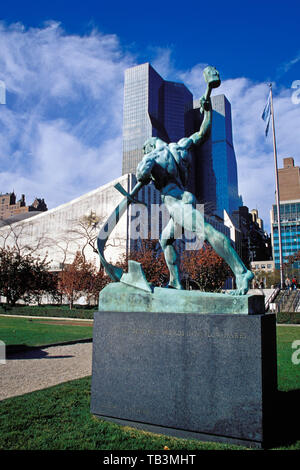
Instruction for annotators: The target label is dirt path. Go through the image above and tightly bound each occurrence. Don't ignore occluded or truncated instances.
[0,341,92,401]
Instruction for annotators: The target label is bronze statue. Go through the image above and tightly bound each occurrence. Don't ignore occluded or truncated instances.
[135,67,253,294]
[98,66,253,295]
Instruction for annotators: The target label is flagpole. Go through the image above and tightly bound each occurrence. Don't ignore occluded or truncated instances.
[269,83,284,289]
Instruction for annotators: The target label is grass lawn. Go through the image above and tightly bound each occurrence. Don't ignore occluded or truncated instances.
[0,315,93,348]
[0,325,299,450]
[276,325,300,391]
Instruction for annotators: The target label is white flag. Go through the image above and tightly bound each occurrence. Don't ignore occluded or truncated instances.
[262,91,271,136]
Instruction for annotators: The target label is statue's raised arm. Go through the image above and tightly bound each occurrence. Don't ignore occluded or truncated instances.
[179,66,221,149]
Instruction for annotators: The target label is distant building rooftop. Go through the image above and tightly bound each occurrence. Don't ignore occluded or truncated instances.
[0,191,47,221]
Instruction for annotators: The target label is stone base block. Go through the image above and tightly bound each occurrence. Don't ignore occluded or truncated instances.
[90,311,277,448]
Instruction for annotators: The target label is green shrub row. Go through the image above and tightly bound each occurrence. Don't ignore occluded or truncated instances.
[0,304,95,319]
[276,311,300,324]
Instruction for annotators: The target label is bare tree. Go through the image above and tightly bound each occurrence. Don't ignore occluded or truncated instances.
[0,220,53,256]
[0,209,128,275]
[67,211,126,265]
[67,211,101,261]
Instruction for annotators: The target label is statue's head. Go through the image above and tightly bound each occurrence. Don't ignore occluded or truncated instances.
[143,137,159,155]
[203,66,221,89]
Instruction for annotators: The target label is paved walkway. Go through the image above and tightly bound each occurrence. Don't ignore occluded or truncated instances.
[0,341,92,401]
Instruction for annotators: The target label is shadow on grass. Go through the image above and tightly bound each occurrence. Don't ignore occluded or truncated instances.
[268,389,300,448]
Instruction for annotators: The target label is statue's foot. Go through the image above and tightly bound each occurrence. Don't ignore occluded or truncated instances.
[167,279,184,290]
[228,270,254,296]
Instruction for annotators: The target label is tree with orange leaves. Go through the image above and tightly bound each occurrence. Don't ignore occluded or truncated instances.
[58,252,109,308]
[181,242,233,291]
[119,239,232,291]
[120,238,169,287]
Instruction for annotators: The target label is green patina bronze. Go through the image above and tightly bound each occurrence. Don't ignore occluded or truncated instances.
[98,281,264,315]
[97,66,254,309]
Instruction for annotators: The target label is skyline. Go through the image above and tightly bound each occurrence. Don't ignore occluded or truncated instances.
[0,1,300,232]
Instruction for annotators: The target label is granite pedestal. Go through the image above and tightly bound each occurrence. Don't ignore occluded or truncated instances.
[90,311,277,448]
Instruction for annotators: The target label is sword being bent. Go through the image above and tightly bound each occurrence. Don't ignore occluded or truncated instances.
[97,180,144,281]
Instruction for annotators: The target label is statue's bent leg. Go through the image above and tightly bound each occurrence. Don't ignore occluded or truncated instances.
[168,199,253,295]
[204,222,246,275]
[203,222,253,294]
[160,218,183,290]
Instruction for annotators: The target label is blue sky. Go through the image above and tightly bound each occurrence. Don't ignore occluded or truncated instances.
[0,0,300,231]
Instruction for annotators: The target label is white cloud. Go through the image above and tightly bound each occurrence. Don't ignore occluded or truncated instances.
[276,51,300,79]
[0,21,134,208]
[150,47,175,80]
[178,63,209,97]
[0,26,299,236]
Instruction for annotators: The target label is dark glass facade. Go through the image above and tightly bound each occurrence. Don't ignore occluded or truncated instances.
[192,95,241,217]
[122,63,193,176]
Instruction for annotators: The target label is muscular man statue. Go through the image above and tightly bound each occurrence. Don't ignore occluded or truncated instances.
[136,66,253,295]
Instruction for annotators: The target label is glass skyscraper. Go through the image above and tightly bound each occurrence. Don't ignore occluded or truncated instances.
[271,202,300,269]
[192,94,242,217]
[122,63,241,218]
[271,159,300,270]
[122,63,193,175]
